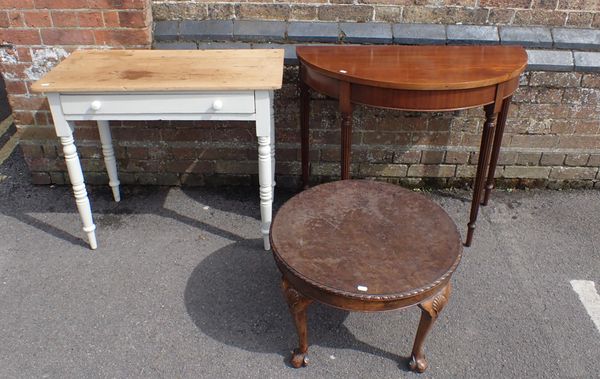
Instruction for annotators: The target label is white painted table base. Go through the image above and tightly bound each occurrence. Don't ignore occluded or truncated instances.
[46,90,276,250]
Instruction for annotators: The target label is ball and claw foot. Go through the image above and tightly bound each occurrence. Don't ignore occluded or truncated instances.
[290,349,309,368]
[408,355,428,373]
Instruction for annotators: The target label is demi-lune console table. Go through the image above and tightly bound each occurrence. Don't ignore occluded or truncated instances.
[297,45,527,246]
[32,49,284,251]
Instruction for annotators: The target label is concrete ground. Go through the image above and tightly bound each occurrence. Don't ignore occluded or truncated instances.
[1,148,599,379]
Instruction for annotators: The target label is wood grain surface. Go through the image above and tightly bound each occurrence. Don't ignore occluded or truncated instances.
[271,180,462,301]
[296,45,527,90]
[32,49,285,93]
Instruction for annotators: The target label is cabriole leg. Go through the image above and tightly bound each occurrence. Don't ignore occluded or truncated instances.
[282,278,313,368]
[60,132,97,250]
[409,283,452,373]
[97,120,121,202]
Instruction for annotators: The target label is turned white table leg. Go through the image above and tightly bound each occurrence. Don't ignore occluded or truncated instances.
[60,132,97,250]
[256,90,274,250]
[257,135,273,251]
[269,91,276,200]
[97,120,121,202]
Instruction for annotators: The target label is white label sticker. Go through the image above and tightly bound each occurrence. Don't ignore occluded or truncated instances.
[357,285,368,292]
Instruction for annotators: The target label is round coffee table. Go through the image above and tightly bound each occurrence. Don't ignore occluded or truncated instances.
[270,180,462,373]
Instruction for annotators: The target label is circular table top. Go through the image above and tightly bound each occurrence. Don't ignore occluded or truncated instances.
[271,180,462,302]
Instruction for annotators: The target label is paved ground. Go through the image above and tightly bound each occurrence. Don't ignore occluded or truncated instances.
[0,148,599,379]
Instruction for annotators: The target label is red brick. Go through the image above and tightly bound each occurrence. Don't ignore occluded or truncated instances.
[558,135,600,149]
[503,166,551,179]
[569,105,599,119]
[513,9,567,26]
[30,172,52,184]
[126,146,148,159]
[540,153,565,166]
[102,10,119,27]
[20,144,44,158]
[479,0,530,7]
[112,128,159,140]
[33,111,49,125]
[8,95,48,111]
[77,11,103,27]
[564,153,590,166]
[0,29,41,44]
[510,135,559,148]
[566,11,594,27]
[4,80,27,95]
[445,150,470,164]
[51,11,79,27]
[0,0,34,8]
[34,0,84,9]
[574,120,600,135]
[488,8,515,24]
[421,150,445,164]
[8,11,25,27]
[1,63,29,80]
[550,120,575,134]
[0,11,8,27]
[118,10,146,27]
[558,0,600,11]
[362,131,411,145]
[530,72,582,87]
[532,0,558,8]
[88,0,147,10]
[24,10,51,27]
[13,111,34,126]
[41,28,95,45]
[581,74,600,88]
[407,164,455,177]
[550,167,598,180]
[94,28,150,46]
[411,132,452,146]
[17,47,32,62]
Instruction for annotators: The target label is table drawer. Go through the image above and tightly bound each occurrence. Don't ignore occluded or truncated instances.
[60,92,255,115]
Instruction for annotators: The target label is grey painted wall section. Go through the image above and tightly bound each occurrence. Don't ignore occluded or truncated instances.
[153,20,600,72]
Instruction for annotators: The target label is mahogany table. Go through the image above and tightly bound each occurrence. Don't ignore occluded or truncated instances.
[32,49,284,250]
[297,45,528,246]
[270,180,462,373]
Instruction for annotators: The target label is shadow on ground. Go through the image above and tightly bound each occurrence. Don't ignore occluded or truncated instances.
[183,239,412,370]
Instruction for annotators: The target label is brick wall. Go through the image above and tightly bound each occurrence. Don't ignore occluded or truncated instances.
[3,0,600,189]
[0,0,152,135]
[152,0,600,28]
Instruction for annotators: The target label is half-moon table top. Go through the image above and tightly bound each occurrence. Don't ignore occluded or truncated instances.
[270,180,462,302]
[31,49,285,93]
[296,45,528,91]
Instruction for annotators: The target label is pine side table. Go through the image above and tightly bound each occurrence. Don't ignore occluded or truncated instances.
[32,49,284,250]
[297,45,528,246]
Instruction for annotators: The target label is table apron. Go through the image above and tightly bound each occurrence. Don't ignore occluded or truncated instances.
[275,258,451,313]
[61,113,258,121]
[302,66,519,112]
[59,91,257,118]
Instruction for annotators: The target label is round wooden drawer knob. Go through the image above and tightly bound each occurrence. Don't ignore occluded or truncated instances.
[212,99,223,110]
